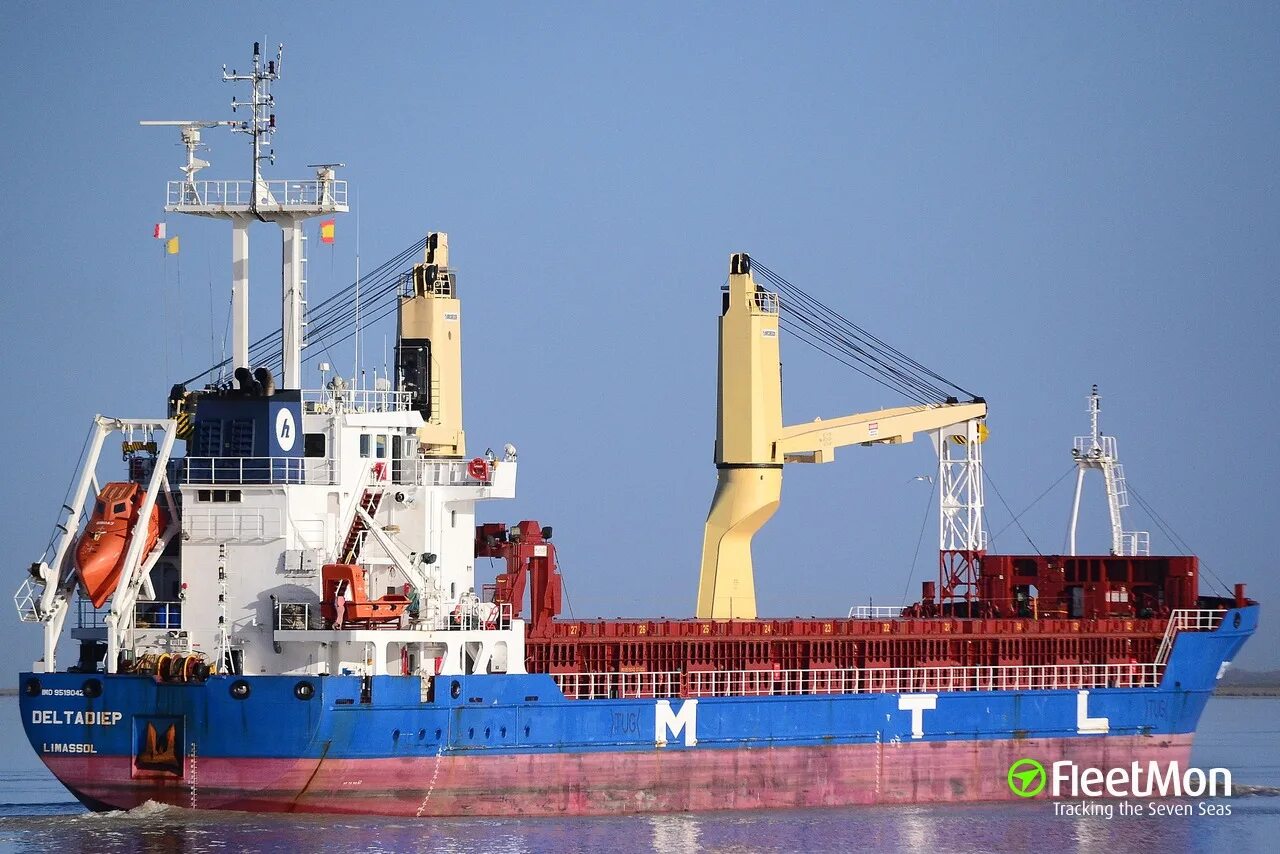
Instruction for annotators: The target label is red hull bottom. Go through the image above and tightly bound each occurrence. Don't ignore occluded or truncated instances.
[45,735,1192,817]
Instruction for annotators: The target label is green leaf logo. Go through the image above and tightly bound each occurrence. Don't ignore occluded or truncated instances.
[1008,758,1047,798]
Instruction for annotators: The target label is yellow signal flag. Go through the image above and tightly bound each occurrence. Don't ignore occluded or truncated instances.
[165,236,180,255]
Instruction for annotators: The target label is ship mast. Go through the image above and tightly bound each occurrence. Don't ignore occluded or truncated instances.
[141,41,348,389]
[1067,385,1149,556]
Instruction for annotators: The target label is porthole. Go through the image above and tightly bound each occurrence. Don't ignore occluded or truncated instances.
[82,678,102,698]
[230,679,251,700]
[450,680,461,699]
[294,680,315,701]
[23,678,41,697]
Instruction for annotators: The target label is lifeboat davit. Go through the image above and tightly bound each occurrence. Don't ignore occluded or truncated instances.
[75,482,169,608]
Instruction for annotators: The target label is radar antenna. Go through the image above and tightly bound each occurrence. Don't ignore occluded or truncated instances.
[137,121,236,196]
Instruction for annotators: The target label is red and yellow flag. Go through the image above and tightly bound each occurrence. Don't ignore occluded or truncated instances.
[320,219,336,245]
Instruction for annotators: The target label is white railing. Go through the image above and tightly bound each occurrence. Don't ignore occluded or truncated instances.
[1154,608,1225,666]
[1073,434,1119,461]
[553,671,682,700]
[134,601,182,630]
[748,290,780,315]
[14,578,40,623]
[1119,531,1151,557]
[554,662,1166,701]
[421,602,514,632]
[273,600,515,632]
[166,179,348,210]
[76,600,181,630]
[76,600,109,629]
[301,387,414,414]
[406,459,479,487]
[175,456,336,485]
[276,601,316,631]
[848,605,907,619]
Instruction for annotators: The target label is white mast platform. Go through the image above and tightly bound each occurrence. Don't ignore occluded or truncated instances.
[144,42,348,389]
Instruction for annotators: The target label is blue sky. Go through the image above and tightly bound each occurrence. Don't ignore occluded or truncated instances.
[1,4,1277,668]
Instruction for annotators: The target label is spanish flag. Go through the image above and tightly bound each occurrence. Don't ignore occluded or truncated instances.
[166,236,180,255]
[320,219,336,245]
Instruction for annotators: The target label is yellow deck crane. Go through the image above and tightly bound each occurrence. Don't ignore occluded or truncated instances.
[397,233,466,457]
[696,254,987,619]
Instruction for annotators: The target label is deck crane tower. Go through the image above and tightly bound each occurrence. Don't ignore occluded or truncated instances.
[697,254,987,619]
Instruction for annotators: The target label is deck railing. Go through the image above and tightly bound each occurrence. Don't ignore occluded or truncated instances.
[272,601,514,632]
[301,387,414,415]
[551,607,1229,700]
[173,456,336,486]
[76,600,181,630]
[166,179,348,210]
[1154,608,1225,666]
[848,605,907,619]
[553,661,1166,701]
[552,671,682,700]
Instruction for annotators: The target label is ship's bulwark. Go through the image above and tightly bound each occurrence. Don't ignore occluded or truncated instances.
[19,606,1257,816]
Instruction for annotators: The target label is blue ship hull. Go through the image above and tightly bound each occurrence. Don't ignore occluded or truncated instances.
[17,606,1256,815]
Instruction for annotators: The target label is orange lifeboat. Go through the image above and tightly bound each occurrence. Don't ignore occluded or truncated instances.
[75,482,169,608]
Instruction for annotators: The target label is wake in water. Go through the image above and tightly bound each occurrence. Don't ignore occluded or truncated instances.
[80,800,189,820]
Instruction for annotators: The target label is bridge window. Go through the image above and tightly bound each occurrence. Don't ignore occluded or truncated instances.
[359,434,371,458]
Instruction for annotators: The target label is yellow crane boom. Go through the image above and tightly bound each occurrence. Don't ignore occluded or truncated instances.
[696,253,987,619]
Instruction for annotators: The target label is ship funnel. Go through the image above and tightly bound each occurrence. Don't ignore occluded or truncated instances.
[254,367,277,396]
[234,366,261,395]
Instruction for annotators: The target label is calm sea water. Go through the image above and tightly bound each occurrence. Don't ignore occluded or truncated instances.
[0,694,1275,853]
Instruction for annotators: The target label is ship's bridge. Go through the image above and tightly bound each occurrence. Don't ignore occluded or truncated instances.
[140,382,514,494]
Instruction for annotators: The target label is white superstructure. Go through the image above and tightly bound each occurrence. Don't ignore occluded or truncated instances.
[15,43,526,684]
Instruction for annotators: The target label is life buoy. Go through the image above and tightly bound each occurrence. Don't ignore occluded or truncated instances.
[466,458,489,481]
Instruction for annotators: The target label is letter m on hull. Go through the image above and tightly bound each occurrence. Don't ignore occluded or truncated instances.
[655,699,698,747]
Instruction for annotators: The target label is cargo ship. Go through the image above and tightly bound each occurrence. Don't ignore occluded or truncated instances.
[16,45,1257,816]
